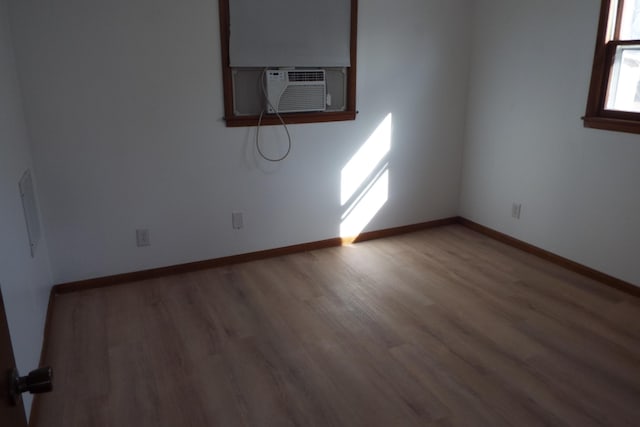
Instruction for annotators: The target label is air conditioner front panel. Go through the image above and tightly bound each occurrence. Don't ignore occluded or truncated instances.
[277,84,326,113]
[266,69,326,113]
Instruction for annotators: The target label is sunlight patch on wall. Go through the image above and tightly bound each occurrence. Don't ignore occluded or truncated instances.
[340,167,389,242]
[341,114,392,205]
[340,113,392,244]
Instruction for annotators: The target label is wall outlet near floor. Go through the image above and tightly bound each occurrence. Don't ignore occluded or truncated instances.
[232,212,243,229]
[511,203,522,219]
[136,229,150,247]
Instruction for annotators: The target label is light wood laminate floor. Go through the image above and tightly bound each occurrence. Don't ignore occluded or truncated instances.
[33,225,640,426]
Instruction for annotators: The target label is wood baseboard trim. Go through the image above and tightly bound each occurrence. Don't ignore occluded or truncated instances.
[456,217,640,298]
[53,238,341,294]
[51,215,638,297]
[351,217,458,243]
[53,217,458,295]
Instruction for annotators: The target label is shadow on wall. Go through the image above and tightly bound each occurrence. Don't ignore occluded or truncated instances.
[340,113,392,243]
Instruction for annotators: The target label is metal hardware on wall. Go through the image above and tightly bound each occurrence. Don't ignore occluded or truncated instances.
[9,367,53,406]
[18,170,42,257]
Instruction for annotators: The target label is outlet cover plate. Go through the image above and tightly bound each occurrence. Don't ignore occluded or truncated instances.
[232,212,243,229]
[136,229,150,247]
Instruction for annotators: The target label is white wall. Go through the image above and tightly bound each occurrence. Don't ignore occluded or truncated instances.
[0,0,53,417]
[460,0,640,285]
[9,0,472,284]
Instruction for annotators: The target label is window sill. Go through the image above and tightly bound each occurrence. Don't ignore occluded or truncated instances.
[583,115,640,135]
[224,110,357,127]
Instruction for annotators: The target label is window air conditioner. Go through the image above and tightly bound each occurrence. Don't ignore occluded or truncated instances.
[265,69,326,114]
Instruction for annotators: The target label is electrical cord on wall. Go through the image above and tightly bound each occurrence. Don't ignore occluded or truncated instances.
[256,69,292,162]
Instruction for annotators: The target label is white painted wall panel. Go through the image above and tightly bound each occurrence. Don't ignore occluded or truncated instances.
[9,0,472,283]
[460,0,640,285]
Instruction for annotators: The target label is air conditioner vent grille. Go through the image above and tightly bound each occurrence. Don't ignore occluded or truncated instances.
[287,70,325,82]
[278,85,326,113]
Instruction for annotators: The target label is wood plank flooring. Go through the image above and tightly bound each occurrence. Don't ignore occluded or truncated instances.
[32,225,640,426]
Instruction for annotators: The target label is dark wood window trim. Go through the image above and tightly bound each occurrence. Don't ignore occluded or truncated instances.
[584,0,640,134]
[218,0,358,128]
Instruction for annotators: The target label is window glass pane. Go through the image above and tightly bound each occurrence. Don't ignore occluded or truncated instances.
[606,45,640,112]
[620,0,640,39]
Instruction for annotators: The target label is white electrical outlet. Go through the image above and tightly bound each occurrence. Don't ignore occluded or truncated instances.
[136,229,150,247]
[511,203,522,219]
[232,212,243,229]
